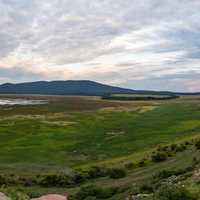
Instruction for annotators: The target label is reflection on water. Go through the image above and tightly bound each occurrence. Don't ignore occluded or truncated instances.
[0,99,48,105]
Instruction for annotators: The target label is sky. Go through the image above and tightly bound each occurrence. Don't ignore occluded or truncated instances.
[0,0,200,92]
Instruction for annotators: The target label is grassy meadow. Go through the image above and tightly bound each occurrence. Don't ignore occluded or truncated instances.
[0,94,200,199]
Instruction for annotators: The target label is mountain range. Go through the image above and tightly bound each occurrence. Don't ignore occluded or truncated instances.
[0,80,198,96]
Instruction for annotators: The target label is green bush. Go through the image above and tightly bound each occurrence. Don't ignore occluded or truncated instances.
[170,144,178,152]
[84,197,97,200]
[157,145,169,152]
[73,171,90,184]
[195,140,200,150]
[153,166,195,185]
[76,184,117,200]
[151,151,168,162]
[139,183,154,193]
[192,157,199,165]
[0,174,23,186]
[76,185,98,200]
[0,175,7,186]
[26,190,43,199]
[154,184,196,200]
[0,188,29,200]
[38,172,73,187]
[137,159,146,167]
[154,170,176,180]
[18,176,37,187]
[87,166,108,179]
[108,168,126,179]
[175,144,187,152]
[125,162,135,169]
[7,191,29,200]
[184,141,192,146]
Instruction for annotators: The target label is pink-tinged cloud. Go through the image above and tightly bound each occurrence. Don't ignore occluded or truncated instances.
[0,0,200,91]
[182,80,200,92]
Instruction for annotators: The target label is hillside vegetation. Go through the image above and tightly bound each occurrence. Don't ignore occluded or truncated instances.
[0,95,200,199]
[102,93,178,101]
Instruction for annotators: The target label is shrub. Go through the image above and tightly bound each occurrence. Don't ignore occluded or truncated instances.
[96,187,117,199]
[108,168,126,179]
[154,184,196,200]
[153,167,194,184]
[170,144,178,152]
[125,162,135,169]
[154,170,176,180]
[192,157,199,165]
[76,184,117,200]
[195,140,200,150]
[26,190,43,199]
[73,171,90,184]
[184,141,192,146]
[1,188,29,200]
[38,172,73,187]
[84,197,97,200]
[139,183,154,193]
[175,144,187,152]
[151,151,167,162]
[18,176,37,187]
[0,175,7,186]
[7,191,29,200]
[76,185,99,200]
[87,166,108,179]
[157,145,169,152]
[137,159,146,167]
[0,174,20,186]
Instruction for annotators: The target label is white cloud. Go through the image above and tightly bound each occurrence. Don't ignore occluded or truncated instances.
[0,0,200,91]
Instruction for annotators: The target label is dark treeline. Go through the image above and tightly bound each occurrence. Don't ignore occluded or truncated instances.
[102,94,179,101]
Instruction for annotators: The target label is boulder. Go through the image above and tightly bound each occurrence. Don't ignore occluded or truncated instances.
[0,193,10,200]
[31,194,67,200]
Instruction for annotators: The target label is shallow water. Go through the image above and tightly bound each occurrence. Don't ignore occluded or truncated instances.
[0,99,48,105]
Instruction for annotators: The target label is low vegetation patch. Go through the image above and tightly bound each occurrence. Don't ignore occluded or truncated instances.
[73,184,121,200]
[154,184,196,200]
[102,93,178,101]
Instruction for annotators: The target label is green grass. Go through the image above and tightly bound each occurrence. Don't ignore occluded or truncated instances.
[0,96,200,172]
[0,98,200,168]
[1,95,200,198]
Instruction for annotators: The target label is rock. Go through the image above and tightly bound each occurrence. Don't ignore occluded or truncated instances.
[31,194,67,200]
[0,193,10,200]
[125,193,152,200]
[125,195,140,200]
[193,169,200,180]
[137,193,152,198]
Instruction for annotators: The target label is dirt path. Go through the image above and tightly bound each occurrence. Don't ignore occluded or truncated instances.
[0,193,10,200]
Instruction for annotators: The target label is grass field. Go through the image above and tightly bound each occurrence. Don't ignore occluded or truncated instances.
[0,95,200,199]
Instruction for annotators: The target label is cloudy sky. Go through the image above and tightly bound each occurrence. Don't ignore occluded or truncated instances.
[0,0,200,92]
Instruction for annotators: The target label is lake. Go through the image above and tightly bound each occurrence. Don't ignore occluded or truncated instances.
[0,99,48,105]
